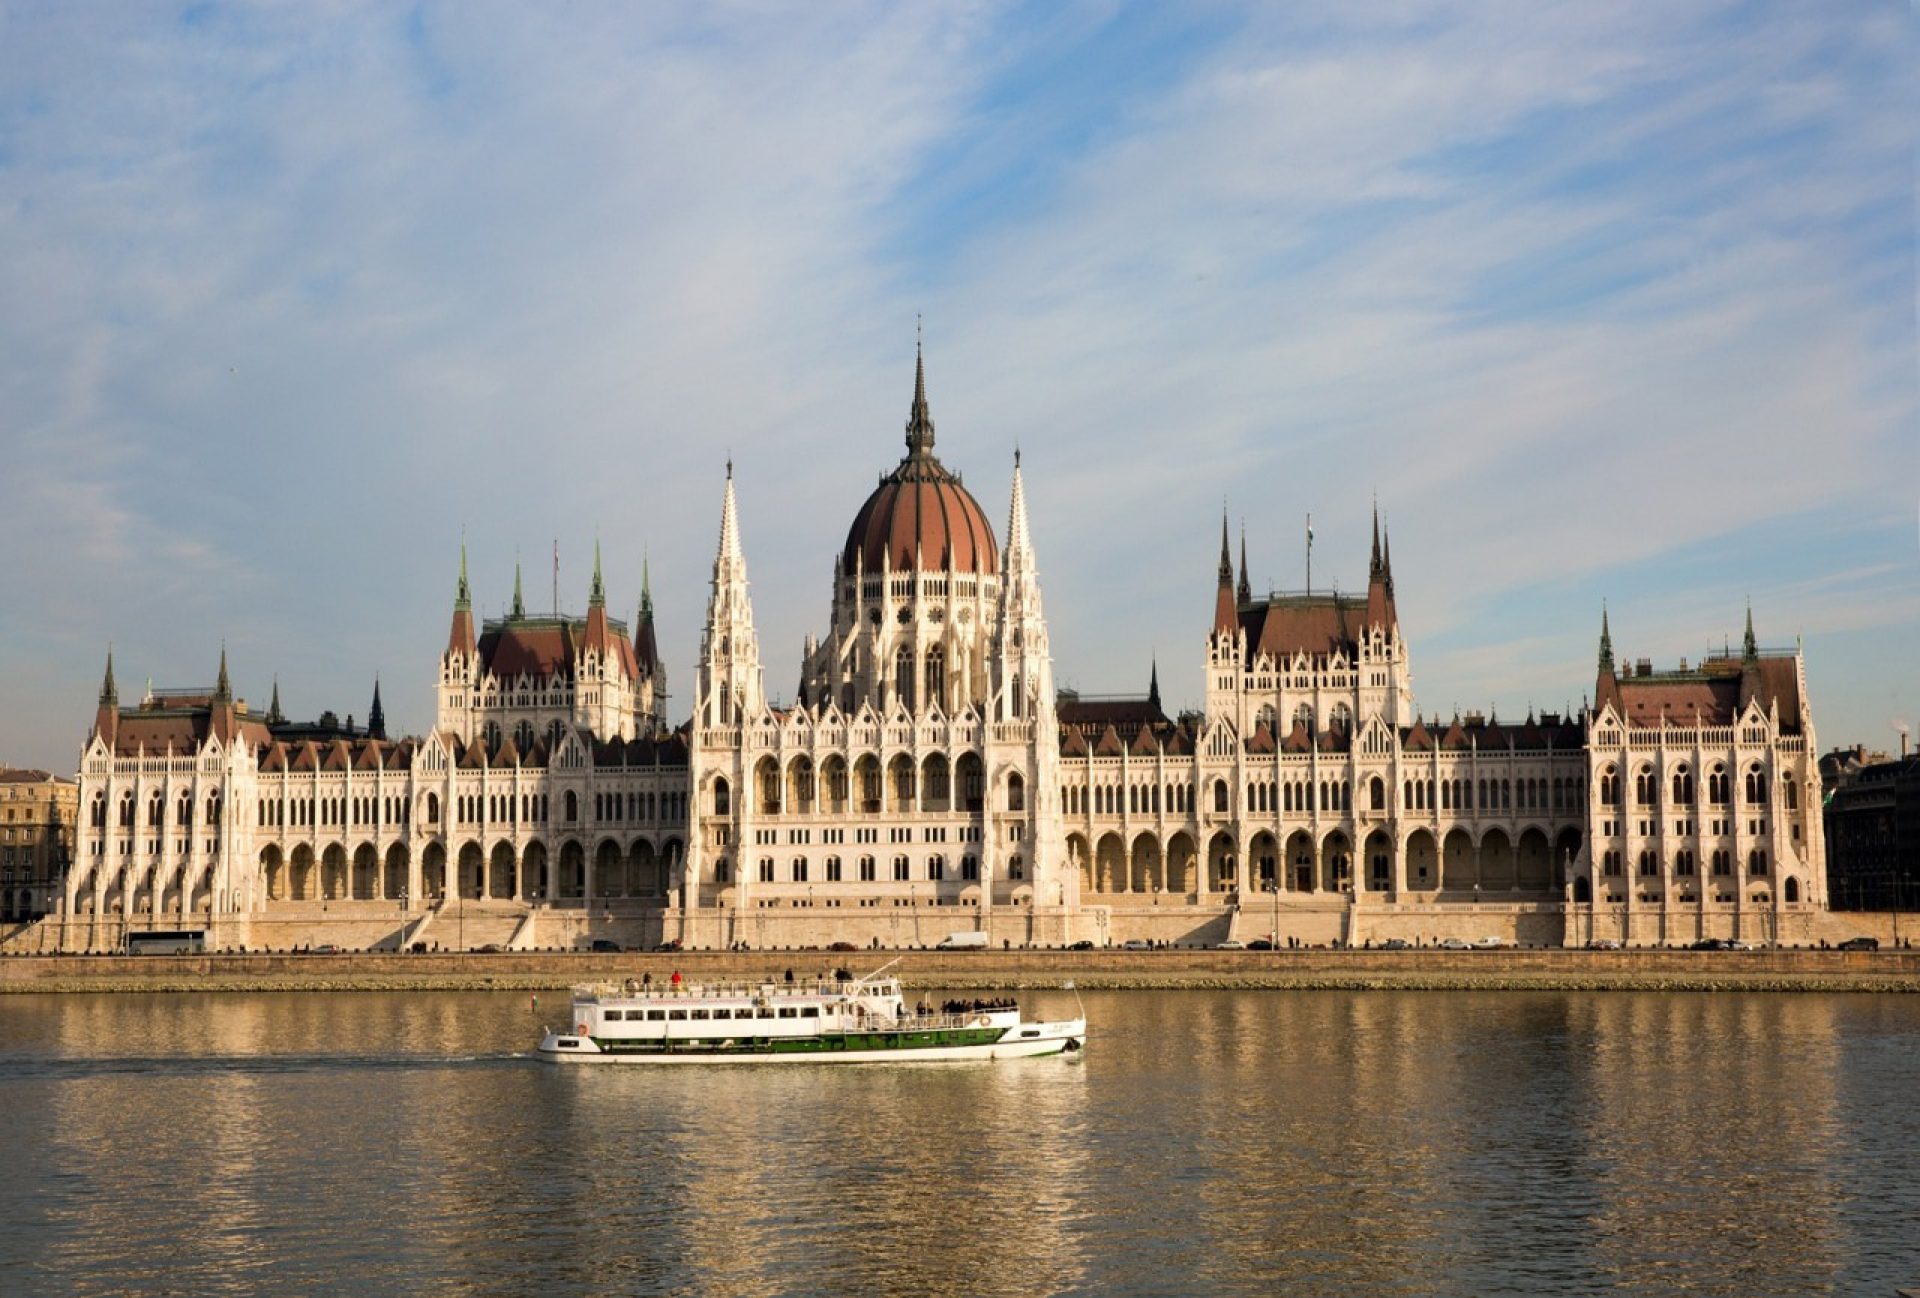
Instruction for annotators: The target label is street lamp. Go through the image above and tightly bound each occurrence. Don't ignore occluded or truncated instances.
[1265,879,1278,947]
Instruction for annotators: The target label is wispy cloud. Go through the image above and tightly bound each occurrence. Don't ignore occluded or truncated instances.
[0,1,1909,768]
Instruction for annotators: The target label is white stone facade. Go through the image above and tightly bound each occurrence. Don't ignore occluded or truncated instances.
[46,357,1829,952]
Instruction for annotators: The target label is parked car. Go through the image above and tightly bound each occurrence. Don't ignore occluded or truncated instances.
[409,941,429,953]
[1586,938,1622,950]
[1438,937,1471,950]
[1690,937,1729,951]
[311,944,340,954]
[476,943,503,954]
[1838,936,1880,951]
[1728,940,1760,951]
[654,938,684,952]
[828,940,858,951]
[589,939,621,953]
[1067,940,1095,950]
[1246,938,1275,951]
[1378,938,1410,951]
[1215,939,1246,950]
[1474,936,1506,949]
[1121,939,1151,951]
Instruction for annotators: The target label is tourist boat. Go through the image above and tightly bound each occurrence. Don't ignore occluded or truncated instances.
[535,963,1086,1065]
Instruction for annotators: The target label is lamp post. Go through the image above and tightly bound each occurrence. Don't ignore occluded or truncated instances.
[1266,879,1278,946]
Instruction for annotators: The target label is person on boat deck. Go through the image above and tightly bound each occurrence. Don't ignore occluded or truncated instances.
[670,970,682,990]
[784,968,794,984]
[642,972,652,987]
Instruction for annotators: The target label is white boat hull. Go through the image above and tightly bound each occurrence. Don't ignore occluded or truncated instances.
[537,1017,1086,1065]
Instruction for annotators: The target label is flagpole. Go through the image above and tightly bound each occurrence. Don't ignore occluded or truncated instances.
[1306,514,1313,595]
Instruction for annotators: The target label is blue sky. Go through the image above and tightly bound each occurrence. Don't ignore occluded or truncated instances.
[0,1,1913,769]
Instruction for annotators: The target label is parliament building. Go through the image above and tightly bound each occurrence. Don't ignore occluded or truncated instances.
[39,353,1832,953]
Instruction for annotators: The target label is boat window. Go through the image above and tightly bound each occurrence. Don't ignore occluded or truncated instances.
[691,1009,710,1020]
[603,1010,624,1021]
[778,1008,797,1019]
[646,1010,666,1021]
[755,1009,772,1019]
[711,1009,732,1020]
[801,1007,819,1018]
[669,1010,688,1021]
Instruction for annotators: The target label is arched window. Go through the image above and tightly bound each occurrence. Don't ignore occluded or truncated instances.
[892,855,910,881]
[515,720,534,751]
[924,646,945,710]
[147,792,163,827]
[1671,765,1693,805]
[1784,877,1800,903]
[1329,703,1352,735]
[426,793,440,824]
[1747,849,1768,876]
[1784,780,1798,811]
[1745,768,1768,805]
[859,855,876,882]
[1369,776,1385,811]
[1293,703,1313,732]
[565,790,579,822]
[712,778,730,817]
[1637,850,1656,877]
[1213,779,1229,813]
[1598,767,1619,807]
[1006,772,1025,812]
[894,644,916,713]
[1708,765,1729,804]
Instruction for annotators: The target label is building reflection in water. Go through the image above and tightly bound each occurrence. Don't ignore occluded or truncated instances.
[1,987,1909,1298]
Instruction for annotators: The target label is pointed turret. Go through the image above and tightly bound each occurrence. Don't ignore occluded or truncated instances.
[446,541,476,658]
[1214,511,1238,635]
[583,537,612,660]
[1743,603,1758,662]
[905,335,935,458]
[93,649,120,748]
[210,645,237,742]
[1598,605,1614,673]
[267,677,285,725]
[698,462,764,726]
[1366,508,1398,630]
[1236,526,1251,604]
[368,677,386,741]
[510,560,525,619]
[1594,603,1621,716]
[1148,657,1162,712]
[994,449,1054,723]
[634,553,660,669]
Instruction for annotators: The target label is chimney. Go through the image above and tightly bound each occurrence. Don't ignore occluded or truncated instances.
[1635,658,1652,677]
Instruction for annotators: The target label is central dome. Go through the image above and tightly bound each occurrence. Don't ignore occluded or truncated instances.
[840,352,999,576]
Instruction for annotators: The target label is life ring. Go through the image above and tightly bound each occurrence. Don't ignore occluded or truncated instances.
[575,1023,589,1036]
[975,1014,990,1027]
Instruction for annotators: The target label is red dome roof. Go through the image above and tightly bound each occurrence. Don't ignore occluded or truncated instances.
[843,464,998,576]
[841,348,999,576]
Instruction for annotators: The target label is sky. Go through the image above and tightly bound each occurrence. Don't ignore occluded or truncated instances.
[0,1,1913,771]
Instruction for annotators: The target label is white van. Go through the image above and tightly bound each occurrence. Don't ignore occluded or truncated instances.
[935,931,990,950]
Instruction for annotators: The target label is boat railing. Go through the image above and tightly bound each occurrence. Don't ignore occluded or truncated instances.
[575,978,902,1003]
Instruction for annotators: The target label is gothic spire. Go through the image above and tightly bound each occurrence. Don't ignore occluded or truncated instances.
[1743,602,1758,661]
[1005,449,1033,563]
[590,538,605,607]
[905,335,935,458]
[368,677,386,740]
[1598,604,1614,673]
[640,551,653,616]
[1148,656,1161,711]
[717,465,744,575]
[98,648,117,706]
[456,538,471,612]
[1370,501,1383,578]
[1214,509,1238,635]
[1217,510,1233,588]
[511,559,525,619]
[1237,525,1251,603]
[267,676,284,724]
[214,645,231,702]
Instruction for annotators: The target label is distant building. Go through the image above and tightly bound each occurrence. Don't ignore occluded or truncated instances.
[1820,745,1920,911]
[0,768,77,922]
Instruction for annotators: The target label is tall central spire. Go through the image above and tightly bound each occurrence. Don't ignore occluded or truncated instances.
[905,334,935,458]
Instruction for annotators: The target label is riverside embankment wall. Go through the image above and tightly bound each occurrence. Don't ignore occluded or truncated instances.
[3,948,1917,993]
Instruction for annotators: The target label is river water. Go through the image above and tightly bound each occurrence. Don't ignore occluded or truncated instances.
[0,988,1914,1297]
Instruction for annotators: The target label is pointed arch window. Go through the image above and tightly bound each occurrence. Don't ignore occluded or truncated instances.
[894,645,916,713]
[924,646,945,710]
